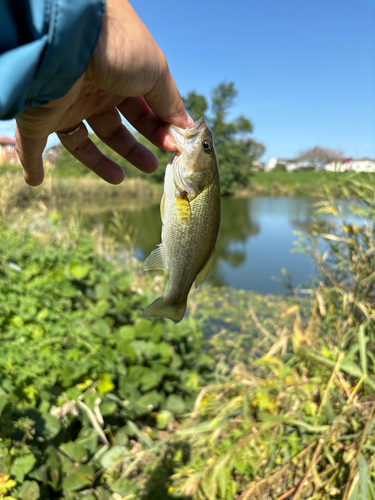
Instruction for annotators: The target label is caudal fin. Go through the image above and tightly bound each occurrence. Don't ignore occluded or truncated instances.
[142,295,186,324]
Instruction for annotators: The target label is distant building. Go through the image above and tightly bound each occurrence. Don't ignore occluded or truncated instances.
[266,157,313,172]
[265,157,278,172]
[0,137,20,165]
[43,146,61,164]
[265,156,375,173]
[252,160,265,171]
[325,158,375,173]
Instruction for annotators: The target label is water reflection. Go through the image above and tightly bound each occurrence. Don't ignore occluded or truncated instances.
[76,196,352,294]
[209,198,260,286]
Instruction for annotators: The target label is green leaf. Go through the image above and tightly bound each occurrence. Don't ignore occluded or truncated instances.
[116,325,136,342]
[99,401,117,416]
[358,455,368,500]
[60,441,87,472]
[358,324,368,376]
[28,464,49,484]
[10,453,37,482]
[97,373,115,394]
[125,365,147,388]
[95,283,111,300]
[21,262,41,281]
[69,262,90,280]
[76,428,101,454]
[156,410,174,430]
[137,390,165,412]
[0,387,8,416]
[100,446,129,469]
[91,319,111,338]
[61,465,94,491]
[140,367,165,392]
[134,319,153,339]
[164,394,187,415]
[14,480,40,500]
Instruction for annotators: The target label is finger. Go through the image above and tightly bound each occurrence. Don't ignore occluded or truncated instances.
[15,124,46,186]
[143,53,194,130]
[58,122,125,184]
[87,108,158,174]
[117,96,179,151]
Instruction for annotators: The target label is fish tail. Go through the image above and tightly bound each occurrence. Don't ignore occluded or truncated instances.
[142,295,187,324]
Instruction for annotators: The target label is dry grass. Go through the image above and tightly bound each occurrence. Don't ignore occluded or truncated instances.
[0,170,161,216]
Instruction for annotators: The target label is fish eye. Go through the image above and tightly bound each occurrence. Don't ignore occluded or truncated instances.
[202,140,212,152]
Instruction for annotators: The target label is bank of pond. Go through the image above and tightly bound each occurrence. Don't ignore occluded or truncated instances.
[1,167,375,214]
[1,181,375,499]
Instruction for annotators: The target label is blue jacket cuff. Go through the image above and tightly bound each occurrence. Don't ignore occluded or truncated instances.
[0,0,105,119]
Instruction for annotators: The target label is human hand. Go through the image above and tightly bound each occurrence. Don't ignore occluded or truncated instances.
[15,0,193,186]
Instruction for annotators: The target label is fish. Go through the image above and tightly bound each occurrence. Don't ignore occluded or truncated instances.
[142,117,221,324]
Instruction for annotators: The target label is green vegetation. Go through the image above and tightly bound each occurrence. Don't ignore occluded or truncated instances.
[0,171,160,215]
[2,178,375,498]
[240,170,375,198]
[183,83,265,195]
[2,167,375,218]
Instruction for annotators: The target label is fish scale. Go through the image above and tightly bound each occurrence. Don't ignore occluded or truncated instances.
[142,117,221,323]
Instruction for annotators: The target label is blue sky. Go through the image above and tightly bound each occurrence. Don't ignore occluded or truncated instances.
[1,0,375,161]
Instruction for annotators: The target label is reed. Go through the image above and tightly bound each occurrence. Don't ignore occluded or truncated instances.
[0,168,161,215]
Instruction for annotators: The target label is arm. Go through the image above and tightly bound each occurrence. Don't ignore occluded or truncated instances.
[0,0,192,186]
[0,0,104,119]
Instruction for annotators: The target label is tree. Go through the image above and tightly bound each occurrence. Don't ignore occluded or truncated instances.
[182,91,208,121]
[294,146,343,170]
[183,82,265,194]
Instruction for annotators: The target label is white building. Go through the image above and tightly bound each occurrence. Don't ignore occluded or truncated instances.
[265,157,278,172]
[325,159,375,173]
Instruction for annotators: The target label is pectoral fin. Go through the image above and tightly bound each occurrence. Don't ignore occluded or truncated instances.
[195,248,215,288]
[144,244,167,271]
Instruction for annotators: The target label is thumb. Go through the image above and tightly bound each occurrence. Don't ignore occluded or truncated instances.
[15,125,47,186]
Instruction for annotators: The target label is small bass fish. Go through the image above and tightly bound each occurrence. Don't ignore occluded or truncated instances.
[142,117,221,323]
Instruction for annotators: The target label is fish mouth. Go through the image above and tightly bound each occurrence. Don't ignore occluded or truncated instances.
[170,117,207,152]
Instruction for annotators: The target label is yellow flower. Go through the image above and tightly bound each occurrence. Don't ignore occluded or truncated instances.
[199,396,208,408]
[168,486,174,494]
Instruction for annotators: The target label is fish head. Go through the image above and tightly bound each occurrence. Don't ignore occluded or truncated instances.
[170,117,219,197]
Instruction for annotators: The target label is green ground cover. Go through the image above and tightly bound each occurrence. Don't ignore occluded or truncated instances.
[1,180,375,499]
[242,171,375,198]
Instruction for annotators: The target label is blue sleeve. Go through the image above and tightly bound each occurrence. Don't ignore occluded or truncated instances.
[0,0,105,120]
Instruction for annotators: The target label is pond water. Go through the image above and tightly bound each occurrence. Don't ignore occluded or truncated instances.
[78,196,352,295]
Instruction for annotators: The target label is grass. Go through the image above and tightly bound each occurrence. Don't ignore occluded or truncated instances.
[1,177,375,499]
[237,171,375,198]
[0,167,161,216]
[2,165,375,216]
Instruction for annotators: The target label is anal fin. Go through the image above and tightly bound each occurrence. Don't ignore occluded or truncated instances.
[195,247,215,288]
[144,244,167,271]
